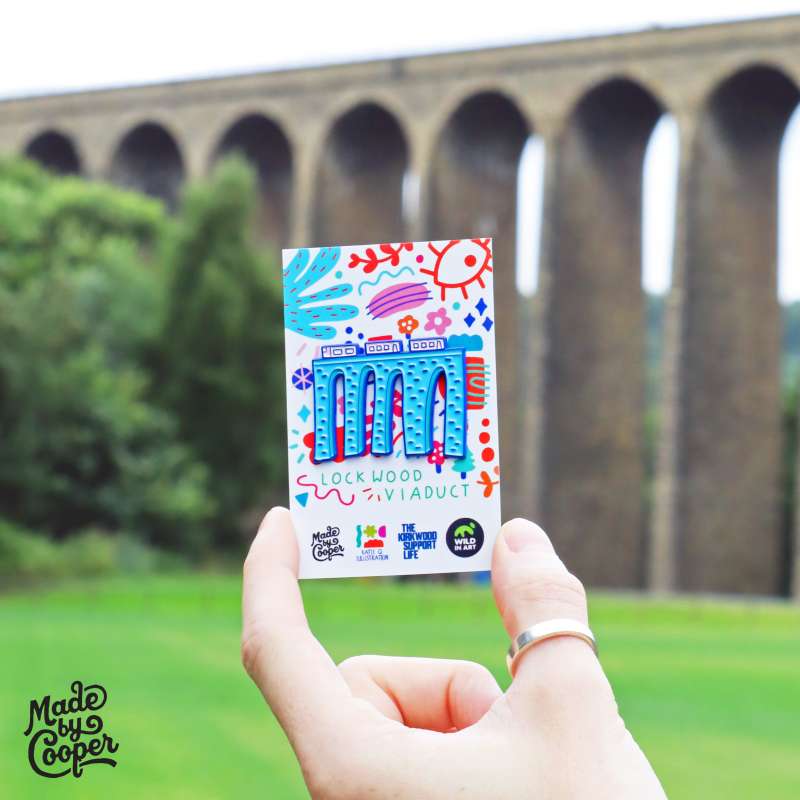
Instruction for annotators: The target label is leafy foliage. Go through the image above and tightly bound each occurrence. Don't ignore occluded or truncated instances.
[0,158,212,552]
[157,157,286,545]
[0,156,286,565]
[0,518,180,585]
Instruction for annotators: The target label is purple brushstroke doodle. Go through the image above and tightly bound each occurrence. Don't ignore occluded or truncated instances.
[367,282,432,319]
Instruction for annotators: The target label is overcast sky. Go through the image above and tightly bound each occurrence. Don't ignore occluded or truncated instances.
[4,1,800,299]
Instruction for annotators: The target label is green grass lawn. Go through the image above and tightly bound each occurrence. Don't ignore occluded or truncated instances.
[1,575,798,798]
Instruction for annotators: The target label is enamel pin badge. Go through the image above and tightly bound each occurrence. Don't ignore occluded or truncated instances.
[282,239,501,577]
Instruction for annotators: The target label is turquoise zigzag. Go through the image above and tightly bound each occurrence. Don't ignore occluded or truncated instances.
[356,266,414,295]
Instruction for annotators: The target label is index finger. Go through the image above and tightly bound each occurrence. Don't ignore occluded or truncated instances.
[242,507,353,746]
[338,655,502,731]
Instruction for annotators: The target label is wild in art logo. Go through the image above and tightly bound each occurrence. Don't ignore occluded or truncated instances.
[311,525,345,561]
[356,523,388,562]
[24,680,119,779]
[445,517,484,557]
[398,522,438,561]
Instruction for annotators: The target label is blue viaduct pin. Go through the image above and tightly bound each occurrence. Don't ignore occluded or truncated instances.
[311,337,467,462]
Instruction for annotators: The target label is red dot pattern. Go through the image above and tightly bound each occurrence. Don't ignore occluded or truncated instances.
[478,418,495,463]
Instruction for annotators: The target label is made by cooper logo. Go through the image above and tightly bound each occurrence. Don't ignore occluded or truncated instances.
[24,680,119,779]
[445,518,484,557]
[311,525,344,561]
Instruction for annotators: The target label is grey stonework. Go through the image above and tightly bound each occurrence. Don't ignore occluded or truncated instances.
[4,15,800,596]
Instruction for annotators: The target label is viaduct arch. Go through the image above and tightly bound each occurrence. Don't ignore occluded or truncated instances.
[25,129,81,175]
[212,113,293,248]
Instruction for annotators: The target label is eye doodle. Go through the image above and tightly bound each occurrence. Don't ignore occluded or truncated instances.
[421,239,493,301]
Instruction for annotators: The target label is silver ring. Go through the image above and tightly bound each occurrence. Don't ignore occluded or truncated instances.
[506,618,597,677]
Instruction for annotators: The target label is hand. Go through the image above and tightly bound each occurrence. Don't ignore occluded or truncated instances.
[242,508,666,799]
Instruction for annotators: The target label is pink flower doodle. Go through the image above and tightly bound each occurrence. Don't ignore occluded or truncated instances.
[424,307,452,336]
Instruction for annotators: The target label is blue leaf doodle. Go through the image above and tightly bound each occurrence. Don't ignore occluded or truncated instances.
[284,247,358,340]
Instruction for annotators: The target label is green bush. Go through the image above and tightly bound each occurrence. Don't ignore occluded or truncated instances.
[0,519,61,581]
[0,158,165,289]
[0,259,213,551]
[0,518,183,586]
[0,158,213,554]
[0,155,286,559]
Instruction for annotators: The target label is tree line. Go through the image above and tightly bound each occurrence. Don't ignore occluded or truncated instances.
[2,155,798,582]
[0,156,286,580]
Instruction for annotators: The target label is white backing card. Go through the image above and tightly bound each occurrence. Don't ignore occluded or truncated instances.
[282,239,501,578]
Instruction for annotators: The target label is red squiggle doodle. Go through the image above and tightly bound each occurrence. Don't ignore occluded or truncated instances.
[297,474,355,506]
[348,242,413,274]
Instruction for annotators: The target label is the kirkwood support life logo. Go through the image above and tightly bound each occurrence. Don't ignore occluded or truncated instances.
[24,680,119,779]
[398,522,438,560]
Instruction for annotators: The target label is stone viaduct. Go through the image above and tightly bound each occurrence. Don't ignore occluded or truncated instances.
[2,16,799,597]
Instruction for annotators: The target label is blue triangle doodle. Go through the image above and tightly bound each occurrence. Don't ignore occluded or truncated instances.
[295,492,309,507]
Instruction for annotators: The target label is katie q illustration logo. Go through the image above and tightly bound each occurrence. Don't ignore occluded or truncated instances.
[311,525,344,561]
[24,680,119,779]
[445,517,484,557]
[356,523,389,562]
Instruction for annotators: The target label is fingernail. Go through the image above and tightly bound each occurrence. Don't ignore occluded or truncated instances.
[503,520,540,553]
[257,506,283,536]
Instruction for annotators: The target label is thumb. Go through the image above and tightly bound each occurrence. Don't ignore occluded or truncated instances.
[492,520,667,797]
[492,518,588,638]
[491,519,602,692]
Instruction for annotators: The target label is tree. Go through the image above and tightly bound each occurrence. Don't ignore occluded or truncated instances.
[452,448,476,479]
[0,158,212,550]
[157,156,286,545]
